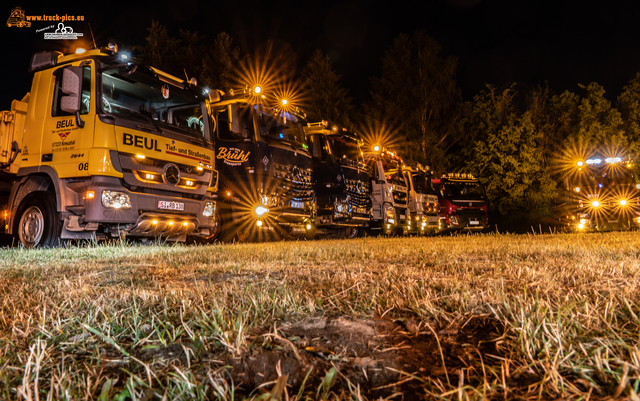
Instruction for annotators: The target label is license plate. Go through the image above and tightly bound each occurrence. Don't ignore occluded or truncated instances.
[158,200,184,211]
[609,220,618,223]
[400,214,406,219]
[290,201,304,209]
[469,220,479,225]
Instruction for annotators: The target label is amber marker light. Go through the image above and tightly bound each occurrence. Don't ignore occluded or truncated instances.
[168,221,174,226]
[86,191,95,199]
[136,154,146,160]
[75,47,86,54]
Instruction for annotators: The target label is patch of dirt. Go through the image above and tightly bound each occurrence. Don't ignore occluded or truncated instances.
[229,315,504,398]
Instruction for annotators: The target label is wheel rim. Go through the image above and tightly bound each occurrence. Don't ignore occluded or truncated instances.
[347,227,359,239]
[19,206,44,248]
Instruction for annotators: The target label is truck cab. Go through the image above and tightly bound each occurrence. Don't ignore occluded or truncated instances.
[304,121,372,239]
[210,89,316,241]
[403,165,440,235]
[0,45,219,247]
[363,147,409,235]
[566,156,640,231]
[432,173,488,232]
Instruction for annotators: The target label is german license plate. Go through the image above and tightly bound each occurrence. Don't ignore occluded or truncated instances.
[158,200,184,211]
[290,201,304,209]
[470,220,479,225]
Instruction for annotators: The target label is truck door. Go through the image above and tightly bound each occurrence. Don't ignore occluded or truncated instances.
[41,62,95,178]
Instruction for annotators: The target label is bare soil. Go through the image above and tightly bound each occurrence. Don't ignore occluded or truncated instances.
[225,314,504,398]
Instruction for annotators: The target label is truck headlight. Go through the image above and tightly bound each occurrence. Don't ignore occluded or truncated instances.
[203,201,216,217]
[383,204,395,224]
[334,198,350,216]
[101,190,131,209]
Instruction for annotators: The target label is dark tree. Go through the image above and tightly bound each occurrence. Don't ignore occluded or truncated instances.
[138,20,179,72]
[301,49,353,128]
[366,31,462,170]
[462,85,556,219]
[617,72,640,157]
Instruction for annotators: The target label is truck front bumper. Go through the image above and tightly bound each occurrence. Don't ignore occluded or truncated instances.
[80,176,216,238]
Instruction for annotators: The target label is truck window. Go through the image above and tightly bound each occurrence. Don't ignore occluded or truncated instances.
[257,108,307,148]
[52,66,91,116]
[217,107,254,141]
[100,66,209,140]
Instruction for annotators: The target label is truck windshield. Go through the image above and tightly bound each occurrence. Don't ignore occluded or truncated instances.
[381,158,406,186]
[411,172,435,194]
[329,136,364,163]
[578,165,639,189]
[442,182,486,199]
[101,67,209,140]
[257,107,307,149]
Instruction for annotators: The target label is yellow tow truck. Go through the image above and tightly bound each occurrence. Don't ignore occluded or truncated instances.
[0,44,219,247]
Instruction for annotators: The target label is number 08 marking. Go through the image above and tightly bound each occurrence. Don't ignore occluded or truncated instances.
[78,162,89,171]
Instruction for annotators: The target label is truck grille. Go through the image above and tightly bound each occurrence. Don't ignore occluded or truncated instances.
[345,179,371,208]
[392,190,407,205]
[274,163,314,202]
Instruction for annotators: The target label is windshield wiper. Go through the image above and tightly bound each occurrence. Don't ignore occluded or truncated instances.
[120,108,164,135]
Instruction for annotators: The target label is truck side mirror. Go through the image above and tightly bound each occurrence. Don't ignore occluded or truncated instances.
[60,67,85,128]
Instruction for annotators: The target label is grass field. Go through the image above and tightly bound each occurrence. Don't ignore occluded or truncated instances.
[1,232,640,400]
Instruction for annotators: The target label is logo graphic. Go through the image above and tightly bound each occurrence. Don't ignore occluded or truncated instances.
[164,163,181,185]
[44,23,83,40]
[216,147,250,166]
[58,132,70,141]
[262,156,269,166]
[6,7,30,28]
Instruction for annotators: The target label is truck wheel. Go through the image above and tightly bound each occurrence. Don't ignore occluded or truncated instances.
[14,192,62,248]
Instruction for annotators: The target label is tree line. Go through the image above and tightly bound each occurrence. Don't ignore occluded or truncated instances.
[135,22,640,226]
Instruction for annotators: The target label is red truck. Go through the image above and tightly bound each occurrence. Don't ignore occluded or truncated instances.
[432,173,489,232]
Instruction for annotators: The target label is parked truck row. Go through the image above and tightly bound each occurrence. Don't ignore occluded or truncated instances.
[0,45,490,247]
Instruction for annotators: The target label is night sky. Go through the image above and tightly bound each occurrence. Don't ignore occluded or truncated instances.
[3,0,640,109]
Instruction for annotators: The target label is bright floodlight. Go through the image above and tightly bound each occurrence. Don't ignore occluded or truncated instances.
[606,157,622,164]
[620,199,628,206]
[75,47,86,54]
[576,160,584,167]
[373,145,381,152]
[254,86,262,94]
[591,200,600,208]
[254,206,268,216]
[281,99,288,106]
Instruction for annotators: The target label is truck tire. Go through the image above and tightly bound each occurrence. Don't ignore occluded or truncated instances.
[14,192,63,248]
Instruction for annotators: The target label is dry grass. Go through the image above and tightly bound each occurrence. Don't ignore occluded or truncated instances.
[1,232,640,399]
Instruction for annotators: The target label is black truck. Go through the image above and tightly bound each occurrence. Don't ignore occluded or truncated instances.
[304,121,372,239]
[209,88,316,241]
